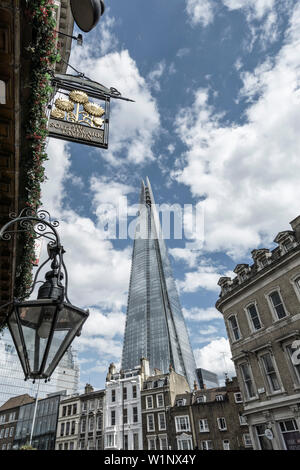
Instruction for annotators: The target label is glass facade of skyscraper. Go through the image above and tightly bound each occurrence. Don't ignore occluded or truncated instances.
[122,177,197,390]
[0,329,79,407]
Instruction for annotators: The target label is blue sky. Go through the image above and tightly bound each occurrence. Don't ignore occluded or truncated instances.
[41,0,300,390]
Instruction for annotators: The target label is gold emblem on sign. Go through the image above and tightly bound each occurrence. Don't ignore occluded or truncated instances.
[50,90,105,128]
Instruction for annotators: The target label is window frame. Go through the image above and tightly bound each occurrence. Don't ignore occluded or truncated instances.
[259,351,283,394]
[227,314,242,342]
[265,288,289,322]
[175,415,190,433]
[156,393,164,408]
[239,362,257,400]
[244,301,263,332]
[217,417,227,431]
[147,414,155,432]
[146,395,153,410]
[199,418,209,433]
[158,412,166,431]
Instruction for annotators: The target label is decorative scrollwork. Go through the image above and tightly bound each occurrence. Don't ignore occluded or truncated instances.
[0,208,71,304]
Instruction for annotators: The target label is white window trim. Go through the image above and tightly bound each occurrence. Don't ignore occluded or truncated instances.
[146,395,153,410]
[147,436,157,450]
[147,413,155,432]
[227,314,242,343]
[258,350,284,395]
[175,415,190,433]
[265,287,289,322]
[199,418,209,433]
[239,361,257,401]
[234,392,243,403]
[158,434,168,450]
[243,433,252,447]
[156,393,164,408]
[239,414,247,426]
[177,434,193,450]
[200,440,213,450]
[290,273,300,304]
[223,439,230,450]
[244,300,263,333]
[158,412,166,431]
[217,417,227,431]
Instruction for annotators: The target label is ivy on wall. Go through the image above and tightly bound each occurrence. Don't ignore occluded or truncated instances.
[14,0,61,300]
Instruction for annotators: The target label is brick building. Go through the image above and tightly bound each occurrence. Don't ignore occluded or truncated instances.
[170,377,252,450]
[141,365,190,450]
[0,394,34,450]
[216,215,300,450]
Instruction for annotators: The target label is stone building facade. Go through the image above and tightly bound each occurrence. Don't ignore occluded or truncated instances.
[216,215,300,450]
[141,366,190,450]
[55,394,80,450]
[104,361,147,450]
[0,394,34,450]
[170,377,252,450]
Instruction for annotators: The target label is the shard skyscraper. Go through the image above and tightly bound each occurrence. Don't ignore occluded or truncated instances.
[121,177,197,390]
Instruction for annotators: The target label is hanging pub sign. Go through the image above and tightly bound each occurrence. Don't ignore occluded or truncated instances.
[48,73,133,149]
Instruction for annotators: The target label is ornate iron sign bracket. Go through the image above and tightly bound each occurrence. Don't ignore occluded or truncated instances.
[47,73,134,149]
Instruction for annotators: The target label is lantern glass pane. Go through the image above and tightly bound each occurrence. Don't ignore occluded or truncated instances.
[18,304,57,374]
[7,308,27,374]
[44,304,86,377]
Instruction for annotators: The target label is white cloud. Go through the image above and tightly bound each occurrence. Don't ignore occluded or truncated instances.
[183,306,223,322]
[69,46,160,166]
[186,0,215,27]
[81,308,126,338]
[174,3,300,260]
[169,247,200,268]
[147,61,166,92]
[194,337,236,380]
[178,265,234,293]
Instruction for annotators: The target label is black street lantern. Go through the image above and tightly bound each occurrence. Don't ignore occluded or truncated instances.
[70,0,105,33]
[0,209,89,381]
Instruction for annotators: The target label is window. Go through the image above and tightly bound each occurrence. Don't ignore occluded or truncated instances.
[215,395,224,401]
[146,396,153,409]
[133,433,139,450]
[199,419,209,432]
[234,392,243,403]
[89,400,95,411]
[111,410,116,426]
[106,433,115,448]
[124,434,129,450]
[64,442,68,450]
[82,401,87,412]
[123,387,127,401]
[9,427,14,437]
[0,429,4,439]
[4,427,9,438]
[256,424,273,450]
[247,303,262,331]
[67,405,72,415]
[123,408,128,425]
[282,239,294,252]
[111,389,116,403]
[196,395,206,404]
[260,352,281,393]
[269,291,287,320]
[176,398,186,406]
[132,385,137,399]
[89,415,94,432]
[286,343,300,384]
[223,440,230,450]
[69,442,74,450]
[72,404,77,415]
[178,437,193,450]
[175,416,190,432]
[240,363,256,399]
[156,394,164,408]
[133,406,138,423]
[71,421,76,435]
[60,423,65,437]
[147,414,155,432]
[200,440,213,450]
[66,422,70,436]
[9,412,15,422]
[158,412,166,430]
[97,414,102,431]
[159,436,168,450]
[81,418,86,433]
[148,437,156,450]
[228,315,241,341]
[62,406,67,417]
[243,433,252,447]
[217,417,227,431]
[239,414,247,426]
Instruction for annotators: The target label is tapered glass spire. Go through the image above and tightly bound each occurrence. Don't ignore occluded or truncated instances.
[121,177,197,390]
